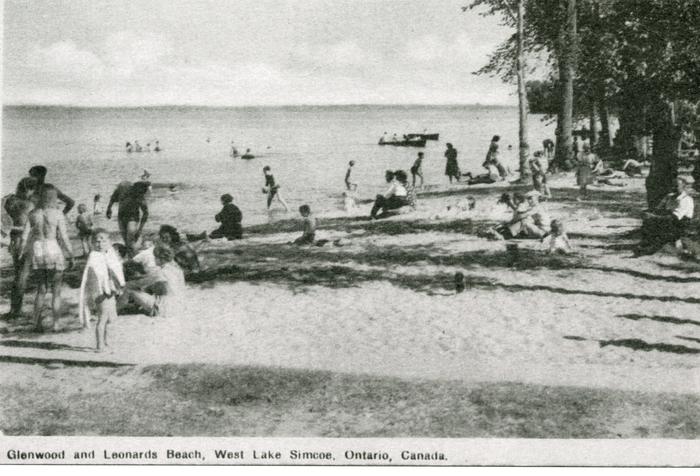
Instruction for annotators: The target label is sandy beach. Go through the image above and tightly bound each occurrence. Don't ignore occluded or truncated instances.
[1,172,698,437]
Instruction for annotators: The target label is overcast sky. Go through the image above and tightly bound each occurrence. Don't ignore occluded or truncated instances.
[3,0,519,106]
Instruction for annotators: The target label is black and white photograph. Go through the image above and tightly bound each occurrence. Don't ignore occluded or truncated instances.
[1,0,699,467]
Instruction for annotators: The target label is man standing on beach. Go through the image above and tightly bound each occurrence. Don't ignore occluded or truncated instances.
[28,165,75,215]
[106,181,150,253]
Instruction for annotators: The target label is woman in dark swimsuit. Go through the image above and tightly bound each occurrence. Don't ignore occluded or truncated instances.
[262,166,289,211]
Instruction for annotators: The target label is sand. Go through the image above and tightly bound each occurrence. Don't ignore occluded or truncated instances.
[1,172,699,436]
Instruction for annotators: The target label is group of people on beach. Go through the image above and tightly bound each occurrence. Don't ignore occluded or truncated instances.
[126,140,161,153]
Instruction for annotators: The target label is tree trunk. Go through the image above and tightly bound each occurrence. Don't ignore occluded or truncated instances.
[645,100,679,208]
[516,0,530,181]
[589,97,598,149]
[598,96,611,151]
[554,0,577,170]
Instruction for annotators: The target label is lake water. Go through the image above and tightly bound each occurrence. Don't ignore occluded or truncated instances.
[2,105,555,233]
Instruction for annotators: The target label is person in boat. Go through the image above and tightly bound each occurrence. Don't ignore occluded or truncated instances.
[242,148,254,159]
[126,142,133,153]
[369,170,409,219]
[144,143,151,152]
[635,176,695,256]
[444,143,461,184]
[411,152,425,188]
[391,133,399,143]
[106,180,150,253]
[380,132,388,144]
[263,165,290,211]
[345,160,358,191]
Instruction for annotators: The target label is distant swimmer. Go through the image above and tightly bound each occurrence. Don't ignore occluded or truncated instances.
[126,142,133,153]
[241,148,255,160]
[134,140,143,152]
[141,170,151,181]
[144,143,151,152]
[230,141,238,157]
[154,140,161,152]
[206,137,211,143]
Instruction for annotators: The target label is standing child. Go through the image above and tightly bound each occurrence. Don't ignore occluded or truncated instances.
[78,229,125,350]
[93,194,103,215]
[294,204,316,245]
[345,160,358,191]
[76,204,93,257]
[411,152,425,188]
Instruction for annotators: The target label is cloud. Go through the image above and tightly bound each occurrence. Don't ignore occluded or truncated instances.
[293,40,380,68]
[101,31,173,77]
[27,40,105,81]
[403,33,493,70]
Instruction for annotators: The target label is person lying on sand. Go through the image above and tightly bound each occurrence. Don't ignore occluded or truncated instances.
[293,204,317,245]
[463,164,500,185]
[370,170,410,219]
[118,244,186,318]
[622,159,644,177]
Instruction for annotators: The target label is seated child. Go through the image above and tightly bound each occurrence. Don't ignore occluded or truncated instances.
[542,219,573,254]
[93,194,103,215]
[78,229,125,351]
[76,203,93,256]
[294,204,316,245]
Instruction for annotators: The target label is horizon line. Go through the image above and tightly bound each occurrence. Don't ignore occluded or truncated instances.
[3,102,517,109]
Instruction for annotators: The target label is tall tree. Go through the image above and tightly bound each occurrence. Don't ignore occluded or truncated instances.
[465,0,531,181]
[553,0,577,170]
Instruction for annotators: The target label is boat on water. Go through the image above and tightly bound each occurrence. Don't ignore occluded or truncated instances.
[241,154,255,160]
[378,138,426,147]
[405,133,439,141]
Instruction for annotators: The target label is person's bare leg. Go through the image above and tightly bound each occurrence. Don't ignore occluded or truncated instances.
[419,173,424,189]
[50,271,63,331]
[129,290,157,316]
[33,278,47,332]
[125,221,140,252]
[276,192,290,211]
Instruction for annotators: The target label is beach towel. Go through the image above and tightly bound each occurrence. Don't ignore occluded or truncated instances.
[79,248,125,327]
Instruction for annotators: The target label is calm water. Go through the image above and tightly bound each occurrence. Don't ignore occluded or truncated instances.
[2,105,555,233]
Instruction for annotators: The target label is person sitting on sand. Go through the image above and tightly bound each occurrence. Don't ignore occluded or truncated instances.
[636,176,695,256]
[370,170,409,219]
[481,191,549,240]
[293,204,317,245]
[411,152,425,189]
[444,143,461,184]
[542,219,573,254]
[118,244,186,318]
[126,236,158,280]
[210,193,243,240]
[19,185,75,332]
[78,228,125,350]
[345,160,358,191]
[76,204,94,257]
[106,180,150,253]
[263,165,290,211]
[158,225,201,274]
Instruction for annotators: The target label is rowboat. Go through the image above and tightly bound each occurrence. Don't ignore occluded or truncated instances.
[405,133,439,141]
[378,138,426,147]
